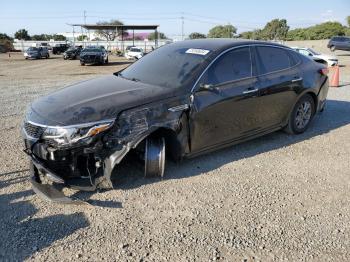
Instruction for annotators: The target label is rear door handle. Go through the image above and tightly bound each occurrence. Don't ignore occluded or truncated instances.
[243,88,258,94]
[291,77,303,83]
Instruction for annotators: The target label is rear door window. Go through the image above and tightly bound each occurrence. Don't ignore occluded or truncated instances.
[201,47,252,86]
[256,46,291,75]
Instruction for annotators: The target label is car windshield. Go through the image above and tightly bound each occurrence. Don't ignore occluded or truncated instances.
[81,48,102,53]
[27,47,38,51]
[67,47,76,51]
[307,48,320,55]
[118,44,210,89]
[130,48,141,52]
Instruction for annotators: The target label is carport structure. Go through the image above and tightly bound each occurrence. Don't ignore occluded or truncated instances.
[69,24,159,51]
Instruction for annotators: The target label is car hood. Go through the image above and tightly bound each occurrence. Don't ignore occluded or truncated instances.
[81,52,101,56]
[314,54,337,60]
[128,51,142,55]
[30,75,181,126]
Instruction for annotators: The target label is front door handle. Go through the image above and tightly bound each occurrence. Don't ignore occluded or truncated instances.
[243,88,258,94]
[291,77,303,83]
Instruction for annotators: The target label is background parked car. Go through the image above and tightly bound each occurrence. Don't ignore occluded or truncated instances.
[24,47,49,59]
[327,36,350,52]
[125,47,144,60]
[63,46,82,60]
[79,46,108,65]
[40,42,52,51]
[52,43,70,54]
[292,47,338,66]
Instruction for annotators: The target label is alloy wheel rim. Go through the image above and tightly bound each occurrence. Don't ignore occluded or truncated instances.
[295,101,312,129]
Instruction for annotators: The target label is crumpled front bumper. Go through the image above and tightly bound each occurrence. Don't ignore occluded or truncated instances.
[28,153,92,205]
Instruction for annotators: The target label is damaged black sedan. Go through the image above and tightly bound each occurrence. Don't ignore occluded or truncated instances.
[22,39,329,203]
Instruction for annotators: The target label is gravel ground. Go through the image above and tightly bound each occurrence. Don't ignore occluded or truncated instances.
[0,43,350,262]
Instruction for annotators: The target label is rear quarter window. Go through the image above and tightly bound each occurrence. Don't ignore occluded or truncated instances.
[287,50,301,66]
[256,46,291,75]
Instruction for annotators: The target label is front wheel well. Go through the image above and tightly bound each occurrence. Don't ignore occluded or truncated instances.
[137,128,183,162]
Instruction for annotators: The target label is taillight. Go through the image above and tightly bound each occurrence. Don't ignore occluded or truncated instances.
[319,68,329,75]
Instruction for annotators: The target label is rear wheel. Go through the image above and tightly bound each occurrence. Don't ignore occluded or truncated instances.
[330,45,336,52]
[144,137,166,178]
[284,94,315,134]
[80,62,85,66]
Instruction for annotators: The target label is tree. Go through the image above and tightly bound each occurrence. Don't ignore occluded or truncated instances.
[31,34,52,41]
[307,22,345,39]
[53,34,66,41]
[148,32,167,40]
[239,31,253,39]
[286,28,308,40]
[96,19,126,41]
[0,33,12,41]
[261,19,289,40]
[133,35,143,40]
[347,16,350,27]
[0,33,13,51]
[189,32,206,39]
[208,25,237,38]
[286,21,346,40]
[14,29,30,40]
[77,35,88,41]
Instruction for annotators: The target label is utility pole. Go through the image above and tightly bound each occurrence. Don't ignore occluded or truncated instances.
[83,10,87,25]
[181,12,184,41]
[83,10,90,42]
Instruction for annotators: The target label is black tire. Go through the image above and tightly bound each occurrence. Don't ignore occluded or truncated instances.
[105,57,109,64]
[330,45,336,52]
[284,94,315,134]
[144,137,166,178]
[46,54,49,59]
[80,62,85,66]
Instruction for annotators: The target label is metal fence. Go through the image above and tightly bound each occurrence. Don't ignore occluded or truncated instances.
[13,40,171,53]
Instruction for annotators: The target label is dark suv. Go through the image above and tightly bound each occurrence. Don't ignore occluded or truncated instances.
[327,36,350,51]
[52,44,70,54]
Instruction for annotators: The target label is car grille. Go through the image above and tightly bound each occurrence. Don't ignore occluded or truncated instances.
[24,122,46,139]
[82,55,98,63]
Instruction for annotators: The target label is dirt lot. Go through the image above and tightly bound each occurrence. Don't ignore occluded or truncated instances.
[0,41,350,261]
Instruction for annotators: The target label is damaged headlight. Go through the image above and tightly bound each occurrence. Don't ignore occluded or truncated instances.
[42,120,114,147]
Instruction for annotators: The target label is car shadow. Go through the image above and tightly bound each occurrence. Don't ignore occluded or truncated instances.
[111,99,350,190]
[0,185,89,260]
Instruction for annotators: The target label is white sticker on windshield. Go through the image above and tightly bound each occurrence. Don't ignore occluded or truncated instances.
[185,48,210,55]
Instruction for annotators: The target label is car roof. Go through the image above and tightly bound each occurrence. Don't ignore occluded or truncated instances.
[169,39,291,52]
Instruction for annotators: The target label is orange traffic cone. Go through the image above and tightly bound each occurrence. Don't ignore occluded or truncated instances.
[330,65,340,88]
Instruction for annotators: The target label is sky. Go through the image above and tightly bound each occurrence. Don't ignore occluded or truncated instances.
[0,0,349,38]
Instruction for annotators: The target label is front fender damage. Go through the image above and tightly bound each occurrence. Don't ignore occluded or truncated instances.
[98,97,190,189]
[26,97,190,203]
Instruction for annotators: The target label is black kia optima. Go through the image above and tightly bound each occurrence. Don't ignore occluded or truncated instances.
[22,39,329,203]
